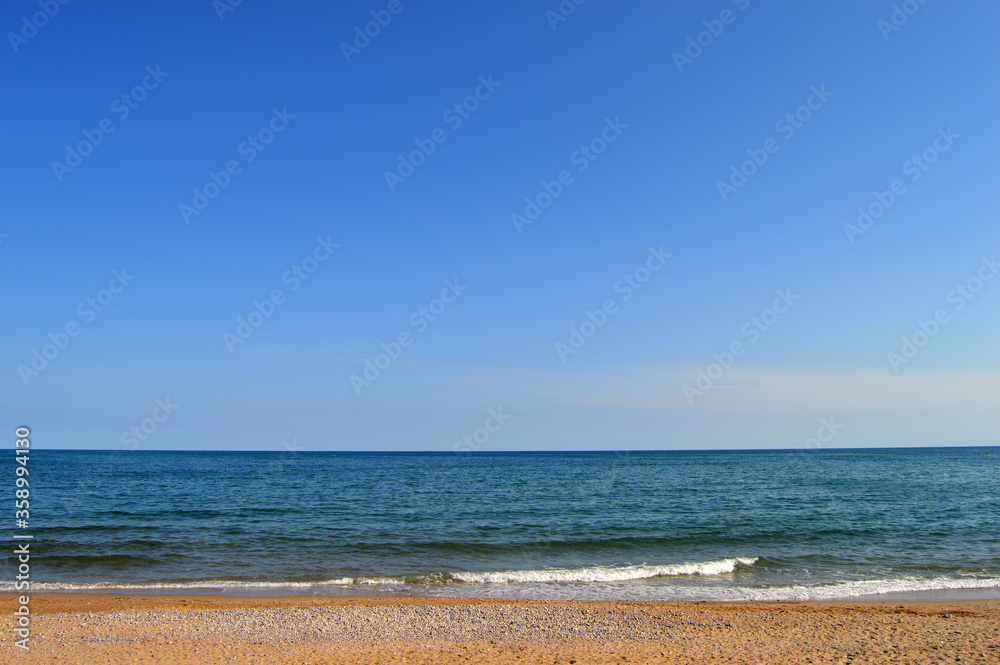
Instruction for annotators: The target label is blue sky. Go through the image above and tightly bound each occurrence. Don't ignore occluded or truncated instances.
[3,1,998,451]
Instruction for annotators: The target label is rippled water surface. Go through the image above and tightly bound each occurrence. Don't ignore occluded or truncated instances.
[10,448,999,600]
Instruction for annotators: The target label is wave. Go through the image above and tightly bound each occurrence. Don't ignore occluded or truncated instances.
[15,579,357,591]
[6,557,757,591]
[11,557,998,603]
[450,557,759,584]
[739,575,1000,602]
[14,575,999,602]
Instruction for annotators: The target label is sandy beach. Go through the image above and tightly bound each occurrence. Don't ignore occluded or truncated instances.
[2,594,997,664]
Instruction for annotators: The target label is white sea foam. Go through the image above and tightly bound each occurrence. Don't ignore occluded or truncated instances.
[737,575,1000,602]
[12,579,351,591]
[11,576,417,592]
[10,561,999,604]
[434,575,1000,602]
[451,557,759,584]
[10,558,757,592]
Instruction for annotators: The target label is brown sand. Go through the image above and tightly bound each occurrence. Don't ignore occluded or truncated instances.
[2,594,998,664]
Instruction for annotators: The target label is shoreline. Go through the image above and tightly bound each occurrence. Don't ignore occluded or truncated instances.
[11,582,998,603]
[10,591,1000,614]
[7,594,998,664]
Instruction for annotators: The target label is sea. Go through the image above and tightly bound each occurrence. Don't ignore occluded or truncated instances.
[7,447,999,602]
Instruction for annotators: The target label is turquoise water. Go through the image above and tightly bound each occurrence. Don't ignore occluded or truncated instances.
[9,448,999,601]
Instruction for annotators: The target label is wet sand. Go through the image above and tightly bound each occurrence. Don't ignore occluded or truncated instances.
[2,594,998,664]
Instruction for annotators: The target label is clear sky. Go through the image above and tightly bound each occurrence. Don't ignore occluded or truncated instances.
[3,1,998,451]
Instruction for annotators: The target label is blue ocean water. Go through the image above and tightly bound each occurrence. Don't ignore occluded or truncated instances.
[8,448,999,601]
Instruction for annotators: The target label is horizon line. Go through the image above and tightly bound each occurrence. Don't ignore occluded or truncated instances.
[33,445,998,453]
